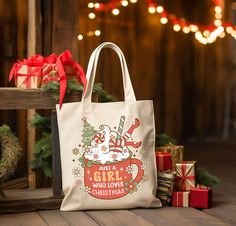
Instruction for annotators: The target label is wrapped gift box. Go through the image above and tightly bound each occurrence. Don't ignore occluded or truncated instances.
[175,161,196,191]
[172,191,189,207]
[156,170,176,206]
[156,145,184,166]
[190,188,212,209]
[16,65,41,88]
[156,152,172,171]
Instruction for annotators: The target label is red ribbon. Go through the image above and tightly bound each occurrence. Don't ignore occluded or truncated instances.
[56,50,87,108]
[176,162,195,190]
[9,51,87,107]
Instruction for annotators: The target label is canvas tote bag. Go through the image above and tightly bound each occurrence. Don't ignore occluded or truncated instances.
[56,42,161,210]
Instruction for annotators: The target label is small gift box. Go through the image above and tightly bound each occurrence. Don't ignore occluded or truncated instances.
[190,187,212,209]
[156,145,184,166]
[9,54,43,88]
[172,191,189,207]
[175,161,196,191]
[157,170,176,206]
[156,152,172,171]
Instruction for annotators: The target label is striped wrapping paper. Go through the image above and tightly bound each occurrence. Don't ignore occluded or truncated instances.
[156,170,176,206]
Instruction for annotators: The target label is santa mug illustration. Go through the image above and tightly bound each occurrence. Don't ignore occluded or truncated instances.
[80,116,145,199]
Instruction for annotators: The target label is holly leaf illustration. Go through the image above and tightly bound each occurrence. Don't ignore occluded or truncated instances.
[87,161,93,168]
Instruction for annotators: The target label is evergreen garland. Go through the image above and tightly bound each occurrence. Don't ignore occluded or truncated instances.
[196,166,220,187]
[155,133,177,147]
[30,113,52,178]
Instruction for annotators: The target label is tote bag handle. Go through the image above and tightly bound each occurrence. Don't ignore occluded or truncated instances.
[82,42,136,103]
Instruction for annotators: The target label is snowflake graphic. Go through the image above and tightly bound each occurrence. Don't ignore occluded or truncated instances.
[83,186,91,195]
[141,163,147,170]
[140,149,146,156]
[111,153,118,160]
[72,167,82,177]
[84,147,92,154]
[93,153,99,160]
[124,179,138,194]
[72,148,80,155]
[126,165,133,174]
[142,174,150,183]
[75,179,83,187]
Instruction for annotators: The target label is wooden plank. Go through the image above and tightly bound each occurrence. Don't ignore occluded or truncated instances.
[0,88,82,109]
[1,177,28,189]
[59,211,100,226]
[132,208,230,226]
[51,111,62,197]
[0,189,62,213]
[0,212,47,226]
[86,210,154,226]
[38,210,69,226]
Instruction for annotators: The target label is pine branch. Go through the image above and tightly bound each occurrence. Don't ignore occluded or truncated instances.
[30,113,51,133]
[155,133,177,147]
[196,167,220,187]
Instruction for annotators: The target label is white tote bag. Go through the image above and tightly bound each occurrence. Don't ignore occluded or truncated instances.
[56,42,161,210]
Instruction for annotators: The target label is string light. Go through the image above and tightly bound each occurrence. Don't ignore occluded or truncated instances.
[78,34,83,40]
[78,29,102,41]
[86,0,231,45]
[160,17,168,24]
[156,6,164,13]
[88,12,96,19]
[173,24,181,32]
[121,0,129,7]
[112,8,120,15]
[148,6,156,14]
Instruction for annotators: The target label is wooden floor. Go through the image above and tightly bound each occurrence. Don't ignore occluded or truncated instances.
[0,141,235,226]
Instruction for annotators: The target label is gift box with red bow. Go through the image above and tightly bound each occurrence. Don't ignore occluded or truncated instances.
[175,161,196,191]
[9,54,44,88]
[155,152,172,171]
[172,191,189,207]
[190,187,212,209]
[9,51,87,108]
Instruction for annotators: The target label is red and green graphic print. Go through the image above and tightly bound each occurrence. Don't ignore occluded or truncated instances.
[72,116,149,200]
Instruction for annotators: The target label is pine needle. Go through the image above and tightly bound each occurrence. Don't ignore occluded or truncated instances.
[196,167,220,187]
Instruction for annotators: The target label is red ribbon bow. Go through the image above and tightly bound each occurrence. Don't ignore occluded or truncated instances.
[9,54,44,87]
[9,51,87,107]
[56,50,87,108]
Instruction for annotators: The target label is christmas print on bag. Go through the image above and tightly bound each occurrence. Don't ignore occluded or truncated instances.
[72,116,149,200]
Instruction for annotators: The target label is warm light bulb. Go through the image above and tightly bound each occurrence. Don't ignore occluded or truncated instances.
[215,6,222,13]
[148,6,156,14]
[219,32,225,38]
[214,19,222,26]
[121,0,129,7]
[203,30,210,37]
[112,8,120,15]
[88,2,94,8]
[94,3,100,8]
[173,24,181,32]
[88,13,96,19]
[78,34,83,40]
[130,0,137,3]
[190,24,198,32]
[215,12,222,19]
[226,26,233,34]
[160,17,168,24]
[156,6,164,13]
[183,26,190,33]
[94,30,101,36]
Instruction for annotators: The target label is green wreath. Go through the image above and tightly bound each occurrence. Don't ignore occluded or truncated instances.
[0,125,21,185]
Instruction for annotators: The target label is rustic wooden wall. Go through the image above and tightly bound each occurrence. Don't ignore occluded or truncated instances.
[0,0,28,179]
[0,0,234,179]
[75,0,233,141]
